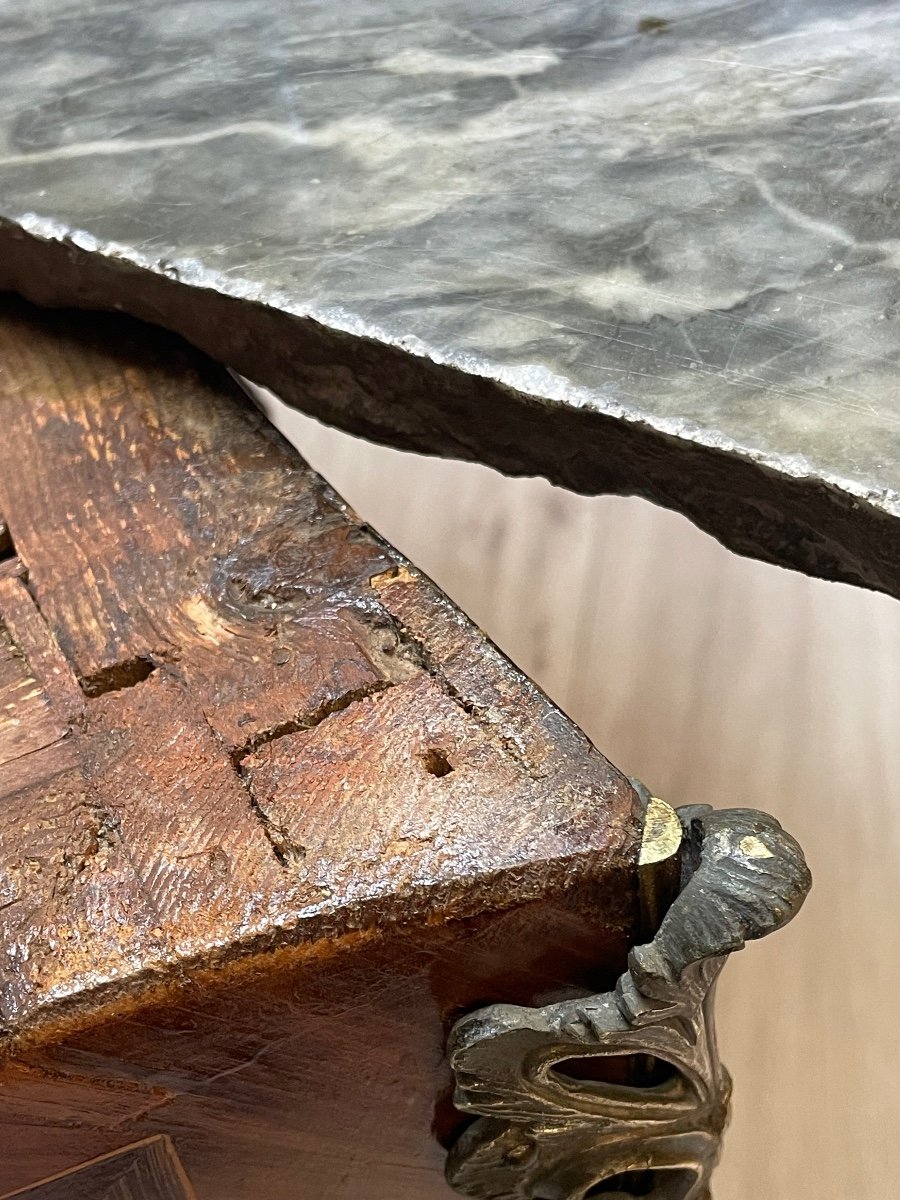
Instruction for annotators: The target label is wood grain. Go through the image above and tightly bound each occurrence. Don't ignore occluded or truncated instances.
[0,901,630,1200]
[0,297,641,1045]
[0,300,406,745]
[1,1136,196,1200]
[267,396,900,1200]
[0,575,81,797]
[0,623,65,771]
[0,298,650,1199]
[0,577,83,724]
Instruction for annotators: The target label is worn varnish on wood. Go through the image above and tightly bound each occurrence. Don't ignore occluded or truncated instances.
[0,297,640,1199]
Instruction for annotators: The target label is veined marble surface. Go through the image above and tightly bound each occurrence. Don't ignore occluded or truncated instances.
[1,0,900,592]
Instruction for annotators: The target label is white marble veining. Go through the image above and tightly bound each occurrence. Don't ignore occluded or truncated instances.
[1,0,900,551]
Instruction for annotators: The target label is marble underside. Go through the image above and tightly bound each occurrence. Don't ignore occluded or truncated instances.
[1,0,900,591]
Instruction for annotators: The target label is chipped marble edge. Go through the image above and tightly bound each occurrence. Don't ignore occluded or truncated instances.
[6,209,900,522]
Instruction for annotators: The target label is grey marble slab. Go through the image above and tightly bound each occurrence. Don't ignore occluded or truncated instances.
[1,0,900,595]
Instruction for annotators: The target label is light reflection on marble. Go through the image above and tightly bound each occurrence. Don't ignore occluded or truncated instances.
[1,1,900,562]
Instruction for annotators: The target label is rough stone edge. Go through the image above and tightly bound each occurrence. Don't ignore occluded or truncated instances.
[1,217,898,600]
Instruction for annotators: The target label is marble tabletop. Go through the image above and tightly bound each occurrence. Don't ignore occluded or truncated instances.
[1,0,899,595]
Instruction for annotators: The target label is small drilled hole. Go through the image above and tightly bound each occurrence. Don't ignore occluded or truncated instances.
[421,748,453,777]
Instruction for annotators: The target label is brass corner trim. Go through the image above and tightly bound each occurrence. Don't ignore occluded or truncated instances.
[445,799,811,1200]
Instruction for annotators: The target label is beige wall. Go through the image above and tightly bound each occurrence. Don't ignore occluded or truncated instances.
[266,393,900,1200]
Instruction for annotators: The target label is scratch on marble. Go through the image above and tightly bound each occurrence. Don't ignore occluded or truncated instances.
[691,56,847,84]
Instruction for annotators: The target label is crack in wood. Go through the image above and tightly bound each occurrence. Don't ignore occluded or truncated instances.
[233,679,396,765]
[0,530,154,705]
[243,787,305,869]
[234,679,397,868]
[382,613,537,776]
[0,300,644,1136]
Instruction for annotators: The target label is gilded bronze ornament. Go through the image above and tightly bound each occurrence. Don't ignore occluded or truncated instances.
[446,798,811,1200]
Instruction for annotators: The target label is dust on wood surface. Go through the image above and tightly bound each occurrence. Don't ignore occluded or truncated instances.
[0,296,640,1043]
